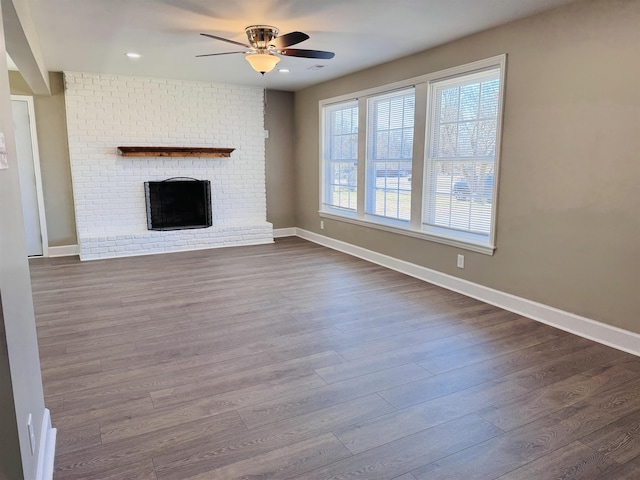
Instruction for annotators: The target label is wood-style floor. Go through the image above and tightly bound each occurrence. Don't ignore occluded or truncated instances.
[30,237,640,480]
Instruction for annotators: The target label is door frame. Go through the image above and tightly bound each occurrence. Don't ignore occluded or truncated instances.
[11,95,48,257]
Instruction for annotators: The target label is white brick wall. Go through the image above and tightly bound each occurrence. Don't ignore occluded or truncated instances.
[64,72,273,260]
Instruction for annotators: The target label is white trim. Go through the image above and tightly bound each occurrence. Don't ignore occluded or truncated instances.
[47,245,80,257]
[273,228,297,238]
[36,408,56,480]
[319,211,494,255]
[295,228,640,357]
[319,99,360,215]
[11,95,49,257]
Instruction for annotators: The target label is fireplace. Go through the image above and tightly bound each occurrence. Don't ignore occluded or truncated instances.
[145,178,212,231]
[65,73,273,260]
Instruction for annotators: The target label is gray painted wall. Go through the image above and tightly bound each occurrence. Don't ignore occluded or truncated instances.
[0,299,22,480]
[0,4,46,478]
[9,70,77,247]
[294,0,640,333]
[265,90,296,229]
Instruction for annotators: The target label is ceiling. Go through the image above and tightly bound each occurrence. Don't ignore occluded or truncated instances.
[24,0,579,91]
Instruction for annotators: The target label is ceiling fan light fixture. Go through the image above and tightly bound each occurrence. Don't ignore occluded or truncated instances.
[198,26,334,73]
[245,53,280,74]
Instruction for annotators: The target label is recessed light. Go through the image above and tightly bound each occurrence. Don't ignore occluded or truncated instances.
[126,52,142,59]
[278,68,290,73]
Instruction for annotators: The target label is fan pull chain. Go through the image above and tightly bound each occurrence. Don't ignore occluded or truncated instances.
[263,73,268,118]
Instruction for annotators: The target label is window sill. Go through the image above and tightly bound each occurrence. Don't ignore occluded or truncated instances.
[318,210,495,255]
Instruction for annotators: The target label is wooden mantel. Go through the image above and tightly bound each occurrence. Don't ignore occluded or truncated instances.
[117,146,235,158]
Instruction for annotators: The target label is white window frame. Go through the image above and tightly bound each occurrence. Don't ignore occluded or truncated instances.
[365,87,416,223]
[319,55,506,255]
[321,100,360,213]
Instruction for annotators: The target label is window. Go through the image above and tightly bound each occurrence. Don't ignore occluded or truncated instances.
[366,88,415,221]
[423,68,500,239]
[319,55,505,254]
[322,101,359,211]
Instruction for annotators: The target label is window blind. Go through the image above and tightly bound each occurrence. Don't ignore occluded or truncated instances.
[424,68,500,236]
[323,101,359,210]
[366,88,415,221]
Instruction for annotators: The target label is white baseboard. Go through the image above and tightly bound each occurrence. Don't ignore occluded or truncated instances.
[273,227,297,238]
[296,228,640,357]
[47,245,79,257]
[36,408,56,480]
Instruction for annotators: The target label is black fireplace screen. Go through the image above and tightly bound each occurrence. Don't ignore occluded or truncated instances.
[145,178,212,231]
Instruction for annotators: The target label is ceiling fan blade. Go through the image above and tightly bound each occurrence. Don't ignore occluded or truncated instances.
[271,31,309,49]
[279,48,335,59]
[200,33,250,48]
[196,51,246,57]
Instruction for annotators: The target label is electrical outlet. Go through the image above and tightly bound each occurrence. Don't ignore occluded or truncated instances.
[457,254,465,269]
[27,414,35,455]
[320,220,324,230]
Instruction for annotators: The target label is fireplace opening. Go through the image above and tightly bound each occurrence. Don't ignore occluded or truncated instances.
[145,178,212,231]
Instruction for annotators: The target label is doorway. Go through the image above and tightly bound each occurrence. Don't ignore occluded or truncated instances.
[11,95,47,257]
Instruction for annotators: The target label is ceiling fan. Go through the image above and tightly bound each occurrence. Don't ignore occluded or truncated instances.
[197,25,335,74]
